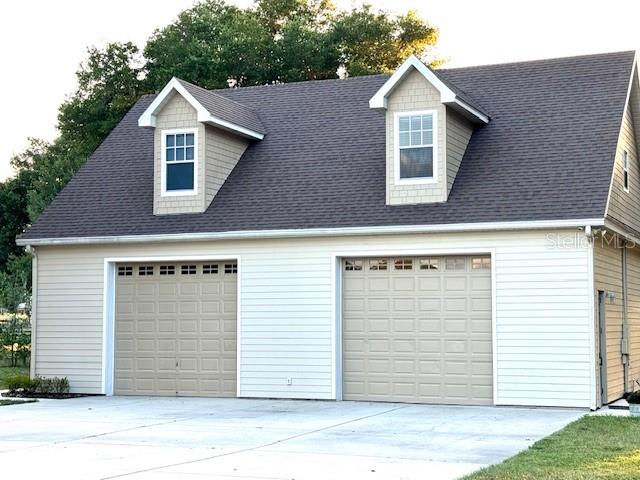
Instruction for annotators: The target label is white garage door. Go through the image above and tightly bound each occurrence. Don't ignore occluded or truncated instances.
[115,261,237,396]
[342,256,493,405]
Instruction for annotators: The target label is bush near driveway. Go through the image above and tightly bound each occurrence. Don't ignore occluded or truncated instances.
[0,366,29,389]
[464,416,640,480]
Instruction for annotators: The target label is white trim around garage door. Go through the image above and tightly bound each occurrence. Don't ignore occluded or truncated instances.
[102,254,242,397]
[330,247,498,404]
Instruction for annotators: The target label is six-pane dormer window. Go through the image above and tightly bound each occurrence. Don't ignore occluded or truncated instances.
[395,111,436,184]
[163,129,197,194]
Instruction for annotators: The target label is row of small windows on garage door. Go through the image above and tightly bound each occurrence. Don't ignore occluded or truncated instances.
[344,256,491,272]
[117,263,238,277]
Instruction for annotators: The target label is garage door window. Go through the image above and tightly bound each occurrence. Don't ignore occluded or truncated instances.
[369,259,388,270]
[159,265,175,275]
[225,264,238,274]
[203,264,219,274]
[118,266,133,276]
[394,258,413,270]
[138,266,154,276]
[472,257,491,269]
[345,260,363,271]
[446,257,466,270]
[419,258,439,270]
[181,265,197,275]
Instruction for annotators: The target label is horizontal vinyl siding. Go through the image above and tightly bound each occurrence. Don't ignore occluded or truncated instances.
[593,237,625,402]
[628,247,640,389]
[34,229,593,407]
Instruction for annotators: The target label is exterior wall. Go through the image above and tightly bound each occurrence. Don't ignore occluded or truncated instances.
[593,236,626,402]
[446,109,474,195]
[386,70,447,205]
[627,246,640,391]
[204,125,249,207]
[33,229,595,408]
[606,100,640,232]
[153,94,206,215]
[593,236,640,402]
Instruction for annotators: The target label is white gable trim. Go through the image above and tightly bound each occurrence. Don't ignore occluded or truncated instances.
[369,56,489,124]
[138,77,264,140]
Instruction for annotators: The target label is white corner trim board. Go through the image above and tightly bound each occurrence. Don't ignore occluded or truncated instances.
[17,218,605,247]
[138,77,264,140]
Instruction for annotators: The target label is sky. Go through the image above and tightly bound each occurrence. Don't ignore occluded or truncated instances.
[1,0,640,181]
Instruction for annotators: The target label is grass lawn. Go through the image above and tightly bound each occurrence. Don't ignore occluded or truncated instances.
[0,399,37,406]
[0,365,30,389]
[464,416,640,480]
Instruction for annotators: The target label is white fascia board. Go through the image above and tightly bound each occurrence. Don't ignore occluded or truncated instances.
[17,218,605,247]
[138,77,264,140]
[369,55,489,124]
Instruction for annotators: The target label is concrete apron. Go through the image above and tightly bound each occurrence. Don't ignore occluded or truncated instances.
[0,396,584,480]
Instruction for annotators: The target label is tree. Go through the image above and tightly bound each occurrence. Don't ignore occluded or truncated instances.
[11,42,143,223]
[330,7,439,76]
[144,0,439,90]
[58,42,143,156]
[0,254,31,314]
[0,170,32,270]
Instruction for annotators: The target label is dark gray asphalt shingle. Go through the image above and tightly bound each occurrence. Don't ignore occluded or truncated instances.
[21,51,635,240]
[177,79,265,135]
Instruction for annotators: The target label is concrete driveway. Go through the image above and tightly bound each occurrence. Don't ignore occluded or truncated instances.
[0,396,583,480]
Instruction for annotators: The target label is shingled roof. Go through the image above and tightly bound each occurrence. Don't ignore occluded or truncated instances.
[21,51,635,241]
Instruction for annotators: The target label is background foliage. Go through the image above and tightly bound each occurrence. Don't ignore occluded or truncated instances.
[0,0,440,311]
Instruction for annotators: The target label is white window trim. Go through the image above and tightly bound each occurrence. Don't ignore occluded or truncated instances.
[161,127,198,197]
[394,110,438,185]
[623,150,630,193]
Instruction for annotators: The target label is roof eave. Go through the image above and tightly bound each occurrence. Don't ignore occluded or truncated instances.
[138,77,264,140]
[369,55,490,124]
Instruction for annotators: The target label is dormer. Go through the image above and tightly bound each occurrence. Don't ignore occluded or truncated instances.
[139,78,265,215]
[370,56,489,205]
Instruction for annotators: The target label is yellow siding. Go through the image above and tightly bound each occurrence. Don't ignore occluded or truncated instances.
[627,246,640,389]
[607,101,640,231]
[594,236,625,402]
[204,125,249,207]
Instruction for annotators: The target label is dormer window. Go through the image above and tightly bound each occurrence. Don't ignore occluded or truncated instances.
[162,129,197,195]
[395,111,437,184]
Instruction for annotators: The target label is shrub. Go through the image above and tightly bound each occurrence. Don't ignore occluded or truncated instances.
[5,375,70,395]
[628,391,640,404]
[52,377,70,394]
[5,374,32,392]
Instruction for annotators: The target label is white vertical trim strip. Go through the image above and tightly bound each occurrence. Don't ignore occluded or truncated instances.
[490,248,498,405]
[29,249,38,379]
[587,232,597,410]
[236,255,242,398]
[102,260,115,395]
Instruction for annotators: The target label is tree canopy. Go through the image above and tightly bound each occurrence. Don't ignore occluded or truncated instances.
[0,0,440,309]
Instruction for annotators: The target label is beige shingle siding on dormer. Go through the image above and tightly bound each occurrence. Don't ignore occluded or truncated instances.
[153,94,207,215]
[153,92,250,215]
[446,109,474,195]
[204,125,249,208]
[606,100,640,232]
[386,69,447,205]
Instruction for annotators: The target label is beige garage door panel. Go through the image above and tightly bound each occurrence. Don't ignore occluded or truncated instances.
[115,261,237,397]
[343,256,493,405]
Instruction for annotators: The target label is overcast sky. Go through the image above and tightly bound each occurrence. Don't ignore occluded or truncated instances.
[2,0,639,181]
